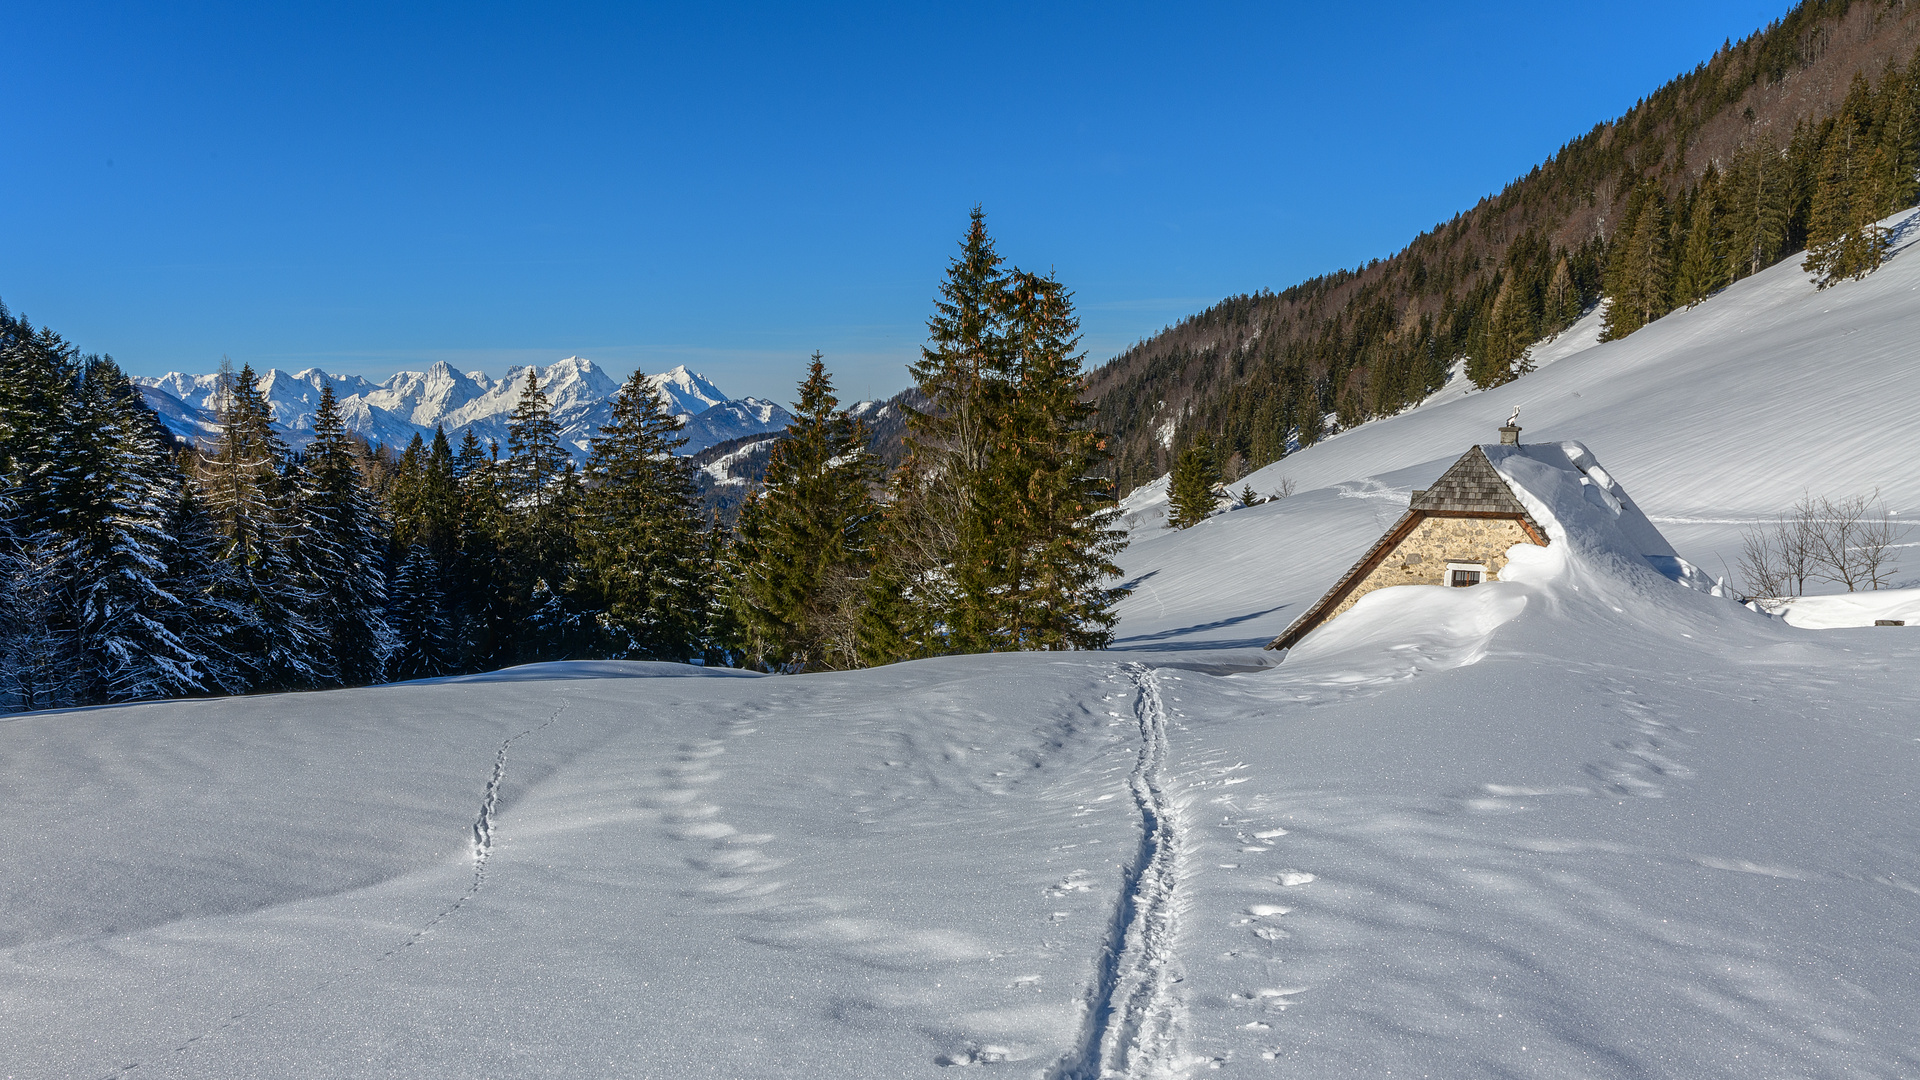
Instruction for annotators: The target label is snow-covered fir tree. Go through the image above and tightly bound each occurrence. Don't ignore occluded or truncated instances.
[58,357,209,701]
[296,384,394,686]
[200,363,324,690]
[574,369,710,661]
[386,544,453,680]
[504,370,581,662]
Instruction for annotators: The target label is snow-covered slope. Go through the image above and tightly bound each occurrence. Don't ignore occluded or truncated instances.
[10,218,1920,1078]
[132,358,793,458]
[1120,208,1920,643]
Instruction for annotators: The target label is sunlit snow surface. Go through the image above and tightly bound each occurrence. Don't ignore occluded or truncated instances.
[7,225,1920,1077]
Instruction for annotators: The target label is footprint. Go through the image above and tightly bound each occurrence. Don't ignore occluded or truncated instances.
[935,1044,1022,1066]
[1276,871,1316,887]
[1044,872,1093,898]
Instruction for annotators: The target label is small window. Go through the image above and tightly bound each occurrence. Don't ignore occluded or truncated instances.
[1447,562,1488,587]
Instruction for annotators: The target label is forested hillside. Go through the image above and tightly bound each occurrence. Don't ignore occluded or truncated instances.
[1091,0,1920,493]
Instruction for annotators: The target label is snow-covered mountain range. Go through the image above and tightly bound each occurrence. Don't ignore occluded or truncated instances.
[133,358,793,458]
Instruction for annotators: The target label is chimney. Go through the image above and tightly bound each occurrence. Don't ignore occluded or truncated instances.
[1499,421,1521,445]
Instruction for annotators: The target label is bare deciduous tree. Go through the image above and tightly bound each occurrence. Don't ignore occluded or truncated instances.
[1737,490,1909,598]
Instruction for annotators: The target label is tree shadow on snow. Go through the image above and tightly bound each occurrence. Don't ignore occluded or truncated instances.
[1109,604,1290,652]
[441,660,763,684]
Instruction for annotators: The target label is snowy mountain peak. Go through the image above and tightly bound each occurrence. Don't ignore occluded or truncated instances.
[648,364,731,418]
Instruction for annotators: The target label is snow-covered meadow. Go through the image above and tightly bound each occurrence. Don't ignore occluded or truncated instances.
[5,224,1920,1077]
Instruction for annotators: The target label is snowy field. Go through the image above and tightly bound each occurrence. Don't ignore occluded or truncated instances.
[6,229,1920,1078]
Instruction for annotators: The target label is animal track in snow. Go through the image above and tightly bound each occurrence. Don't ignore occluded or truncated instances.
[98,699,575,1080]
[1585,680,1697,798]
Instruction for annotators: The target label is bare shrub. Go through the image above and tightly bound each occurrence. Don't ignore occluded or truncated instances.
[1738,490,1910,597]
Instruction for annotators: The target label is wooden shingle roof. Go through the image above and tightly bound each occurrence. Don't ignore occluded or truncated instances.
[1411,445,1533,515]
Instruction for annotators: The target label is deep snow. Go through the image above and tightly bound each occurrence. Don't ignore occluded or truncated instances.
[6,223,1920,1078]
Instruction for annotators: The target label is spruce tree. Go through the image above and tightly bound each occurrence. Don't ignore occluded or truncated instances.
[1725,135,1789,279]
[907,206,1010,482]
[387,544,453,680]
[728,354,880,671]
[507,369,569,518]
[452,435,516,673]
[297,384,394,686]
[59,357,209,702]
[419,426,460,562]
[574,369,710,661]
[0,312,87,708]
[1803,82,1889,289]
[504,369,580,662]
[1167,433,1224,530]
[1600,183,1672,340]
[1673,175,1730,308]
[161,478,253,695]
[975,272,1127,649]
[200,363,323,690]
[387,432,428,547]
[875,209,1015,655]
[1872,59,1918,213]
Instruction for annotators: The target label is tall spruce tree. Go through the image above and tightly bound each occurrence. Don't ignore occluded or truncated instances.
[504,370,580,662]
[161,478,252,695]
[59,357,209,702]
[573,369,710,661]
[728,354,880,671]
[297,384,394,686]
[1725,134,1789,280]
[872,209,1015,655]
[975,272,1127,649]
[1673,172,1730,307]
[451,432,516,672]
[0,312,87,708]
[200,363,323,690]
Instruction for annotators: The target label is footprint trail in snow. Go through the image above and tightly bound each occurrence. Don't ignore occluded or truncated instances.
[1060,662,1187,1079]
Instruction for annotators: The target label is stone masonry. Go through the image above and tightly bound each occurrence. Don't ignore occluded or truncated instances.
[1323,515,1540,622]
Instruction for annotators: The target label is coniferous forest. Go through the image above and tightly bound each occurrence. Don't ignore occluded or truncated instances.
[1091,0,1920,494]
[0,210,1127,708]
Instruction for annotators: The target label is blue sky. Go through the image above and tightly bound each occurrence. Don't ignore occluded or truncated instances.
[4,1,1793,402]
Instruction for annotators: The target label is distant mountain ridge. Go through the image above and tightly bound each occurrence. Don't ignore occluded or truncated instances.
[134,357,792,459]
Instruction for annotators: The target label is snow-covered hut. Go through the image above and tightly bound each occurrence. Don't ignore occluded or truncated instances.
[1267,422,1704,650]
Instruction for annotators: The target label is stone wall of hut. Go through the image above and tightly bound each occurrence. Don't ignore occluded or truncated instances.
[1326,515,1541,622]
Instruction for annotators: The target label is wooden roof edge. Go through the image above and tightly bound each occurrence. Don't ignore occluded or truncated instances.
[1266,508,1424,651]
[1424,507,1550,542]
